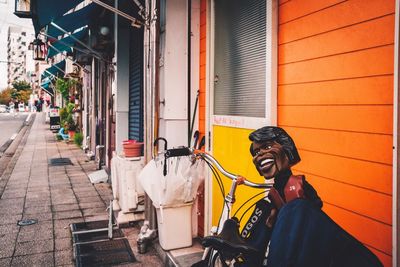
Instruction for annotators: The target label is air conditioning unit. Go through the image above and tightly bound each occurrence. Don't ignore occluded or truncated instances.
[111,154,145,225]
[65,60,80,77]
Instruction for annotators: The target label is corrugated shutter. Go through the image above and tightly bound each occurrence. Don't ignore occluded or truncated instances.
[214,0,266,117]
[128,28,144,141]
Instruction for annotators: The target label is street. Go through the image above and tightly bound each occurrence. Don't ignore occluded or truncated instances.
[0,112,28,156]
[0,114,163,266]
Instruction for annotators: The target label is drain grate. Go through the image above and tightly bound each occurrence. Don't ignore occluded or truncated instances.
[49,158,73,166]
[17,219,37,226]
[74,239,136,267]
[76,250,135,267]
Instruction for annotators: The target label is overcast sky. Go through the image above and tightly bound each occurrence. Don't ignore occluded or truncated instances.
[0,0,34,90]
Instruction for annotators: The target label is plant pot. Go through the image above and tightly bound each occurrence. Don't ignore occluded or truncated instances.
[122,140,143,157]
[68,130,75,139]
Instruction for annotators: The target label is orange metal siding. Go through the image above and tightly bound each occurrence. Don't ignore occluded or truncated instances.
[197,0,207,237]
[199,0,207,137]
[278,0,394,266]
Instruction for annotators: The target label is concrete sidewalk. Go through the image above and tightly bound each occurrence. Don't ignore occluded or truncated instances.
[0,113,162,266]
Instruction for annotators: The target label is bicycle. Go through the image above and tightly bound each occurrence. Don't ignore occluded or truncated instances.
[163,146,274,267]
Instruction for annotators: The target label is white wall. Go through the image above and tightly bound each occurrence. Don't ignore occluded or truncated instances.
[159,0,190,148]
[114,25,130,153]
[82,65,91,149]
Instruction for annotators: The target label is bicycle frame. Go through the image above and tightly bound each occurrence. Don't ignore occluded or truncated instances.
[161,147,273,266]
[193,151,273,265]
[196,151,273,227]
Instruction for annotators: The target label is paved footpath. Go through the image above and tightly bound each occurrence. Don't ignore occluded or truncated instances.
[0,114,162,267]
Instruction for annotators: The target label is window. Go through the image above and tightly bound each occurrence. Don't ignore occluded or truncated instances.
[214,0,266,117]
[212,0,277,128]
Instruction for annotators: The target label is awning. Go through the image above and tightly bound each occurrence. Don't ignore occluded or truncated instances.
[47,29,87,58]
[40,80,54,96]
[47,3,98,38]
[41,60,66,80]
[32,0,84,35]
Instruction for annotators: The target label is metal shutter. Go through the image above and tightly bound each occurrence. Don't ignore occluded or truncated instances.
[128,28,144,141]
[214,0,266,117]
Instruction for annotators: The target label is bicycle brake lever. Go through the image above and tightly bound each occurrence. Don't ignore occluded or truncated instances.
[198,136,205,150]
[192,130,199,149]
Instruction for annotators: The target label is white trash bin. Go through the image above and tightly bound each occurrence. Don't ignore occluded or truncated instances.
[155,202,193,250]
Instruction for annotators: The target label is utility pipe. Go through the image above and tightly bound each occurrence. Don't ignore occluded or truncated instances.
[148,0,160,229]
[137,0,160,252]
[187,0,192,146]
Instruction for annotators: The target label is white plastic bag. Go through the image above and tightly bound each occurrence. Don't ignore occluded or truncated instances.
[138,155,205,206]
[137,158,163,205]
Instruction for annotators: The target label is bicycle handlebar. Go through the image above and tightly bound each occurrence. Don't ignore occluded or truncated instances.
[163,146,273,189]
[196,151,273,189]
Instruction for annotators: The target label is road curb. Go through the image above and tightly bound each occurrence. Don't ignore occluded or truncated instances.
[0,113,36,196]
[0,113,33,156]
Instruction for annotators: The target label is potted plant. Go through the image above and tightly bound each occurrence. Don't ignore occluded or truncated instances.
[65,114,77,138]
[73,132,83,147]
[55,78,78,101]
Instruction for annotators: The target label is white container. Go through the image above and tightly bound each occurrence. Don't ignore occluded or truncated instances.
[155,202,193,250]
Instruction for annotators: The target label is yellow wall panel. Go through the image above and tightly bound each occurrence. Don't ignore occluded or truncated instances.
[211,126,268,226]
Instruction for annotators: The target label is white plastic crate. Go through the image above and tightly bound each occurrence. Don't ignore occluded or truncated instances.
[155,202,193,250]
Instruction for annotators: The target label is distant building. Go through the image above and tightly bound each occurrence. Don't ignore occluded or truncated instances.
[7,26,34,87]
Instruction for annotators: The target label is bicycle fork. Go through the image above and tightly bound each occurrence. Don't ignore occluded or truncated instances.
[201,177,243,264]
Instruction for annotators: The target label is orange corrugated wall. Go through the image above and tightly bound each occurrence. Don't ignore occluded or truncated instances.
[199,0,207,137]
[197,0,207,237]
[278,0,394,266]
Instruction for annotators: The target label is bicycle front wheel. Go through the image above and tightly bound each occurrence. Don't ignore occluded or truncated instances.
[210,251,232,267]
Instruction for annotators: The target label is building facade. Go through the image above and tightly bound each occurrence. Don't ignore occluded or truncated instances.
[199,0,397,266]
[23,0,400,266]
[7,26,34,86]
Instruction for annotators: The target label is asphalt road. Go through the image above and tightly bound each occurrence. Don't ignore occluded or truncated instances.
[0,112,28,156]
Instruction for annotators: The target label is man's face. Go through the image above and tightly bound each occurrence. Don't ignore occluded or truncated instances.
[252,140,290,179]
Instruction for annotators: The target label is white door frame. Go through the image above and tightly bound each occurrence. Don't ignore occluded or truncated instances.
[204,0,278,235]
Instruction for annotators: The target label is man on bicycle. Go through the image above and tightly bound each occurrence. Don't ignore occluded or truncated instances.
[244,126,382,267]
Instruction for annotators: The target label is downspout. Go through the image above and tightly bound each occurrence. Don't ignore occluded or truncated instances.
[187,0,192,146]
[152,0,161,162]
[138,0,160,253]
[394,0,400,265]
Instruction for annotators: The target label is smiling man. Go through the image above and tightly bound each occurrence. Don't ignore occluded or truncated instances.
[249,126,322,209]
[242,126,382,267]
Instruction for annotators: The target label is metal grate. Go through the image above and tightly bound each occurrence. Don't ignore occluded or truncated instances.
[74,239,136,267]
[75,251,135,267]
[49,158,73,166]
[70,220,108,232]
[73,229,124,244]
